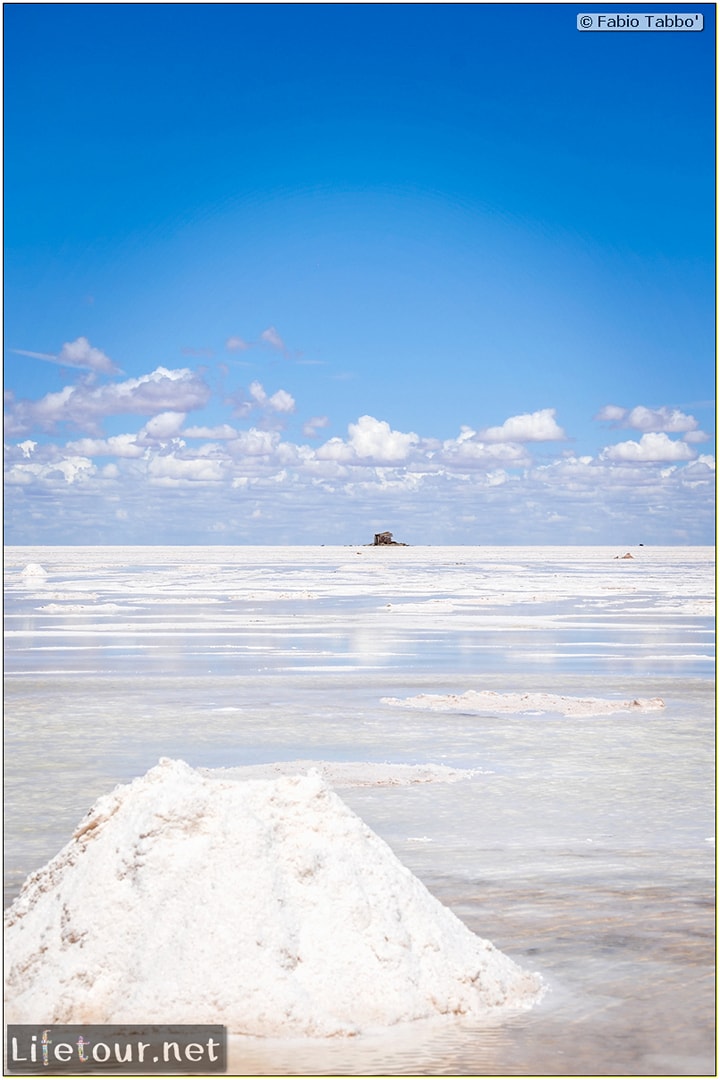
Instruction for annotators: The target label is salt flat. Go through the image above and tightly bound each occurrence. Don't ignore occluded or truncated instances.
[3,545,715,1074]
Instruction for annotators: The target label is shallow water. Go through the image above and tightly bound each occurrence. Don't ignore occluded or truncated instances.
[3,546,715,1075]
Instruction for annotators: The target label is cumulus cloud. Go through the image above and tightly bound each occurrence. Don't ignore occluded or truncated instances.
[317,416,420,464]
[439,432,531,468]
[4,361,715,544]
[225,337,250,352]
[248,381,296,413]
[595,404,626,423]
[349,416,420,461]
[140,411,187,440]
[260,326,285,350]
[233,381,296,421]
[66,433,145,459]
[595,403,701,434]
[58,337,122,374]
[183,424,239,440]
[4,367,211,436]
[601,432,696,463]
[476,408,566,443]
[682,429,711,444]
[685,454,715,473]
[50,456,96,483]
[146,454,227,484]
[267,389,295,413]
[11,337,122,375]
[5,424,715,545]
[5,454,95,486]
[228,428,283,457]
[302,416,330,438]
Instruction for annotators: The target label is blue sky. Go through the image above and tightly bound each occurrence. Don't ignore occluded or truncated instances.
[4,3,715,544]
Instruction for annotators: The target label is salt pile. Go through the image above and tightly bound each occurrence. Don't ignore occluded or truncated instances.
[4,759,542,1036]
[382,690,666,717]
[19,563,47,581]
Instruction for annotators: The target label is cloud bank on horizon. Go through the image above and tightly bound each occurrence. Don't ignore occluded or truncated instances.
[4,332,714,544]
[4,5,714,545]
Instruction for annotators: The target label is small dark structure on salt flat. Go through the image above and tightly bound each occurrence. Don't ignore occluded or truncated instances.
[373,531,408,547]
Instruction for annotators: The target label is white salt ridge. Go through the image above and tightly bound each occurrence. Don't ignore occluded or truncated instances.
[4,759,542,1036]
[203,760,487,787]
[383,690,666,717]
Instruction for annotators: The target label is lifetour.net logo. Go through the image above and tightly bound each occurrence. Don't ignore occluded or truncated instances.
[5,1026,226,1074]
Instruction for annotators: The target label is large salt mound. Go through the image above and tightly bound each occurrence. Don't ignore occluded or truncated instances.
[4,759,542,1037]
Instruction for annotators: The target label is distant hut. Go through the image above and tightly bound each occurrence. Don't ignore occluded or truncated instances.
[372,531,408,546]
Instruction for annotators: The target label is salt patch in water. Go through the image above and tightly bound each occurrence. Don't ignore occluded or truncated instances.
[35,603,135,613]
[382,690,666,717]
[204,760,488,787]
[4,759,543,1036]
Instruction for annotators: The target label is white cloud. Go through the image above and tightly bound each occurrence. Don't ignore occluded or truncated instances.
[4,462,43,485]
[248,382,266,405]
[6,436,714,544]
[4,370,714,545]
[595,403,701,434]
[141,411,187,440]
[260,326,285,350]
[439,435,531,468]
[5,454,95,486]
[302,416,330,438]
[146,454,227,483]
[476,408,566,443]
[57,337,122,375]
[349,416,419,461]
[225,337,250,352]
[10,349,60,362]
[601,432,696,463]
[248,381,296,414]
[228,428,282,457]
[183,424,239,440]
[317,416,420,464]
[315,437,355,463]
[595,404,627,423]
[66,433,145,459]
[267,389,295,413]
[51,456,96,483]
[5,367,211,436]
[10,337,122,375]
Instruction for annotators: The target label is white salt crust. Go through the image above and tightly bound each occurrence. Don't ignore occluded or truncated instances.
[203,760,488,787]
[382,690,666,717]
[4,759,543,1037]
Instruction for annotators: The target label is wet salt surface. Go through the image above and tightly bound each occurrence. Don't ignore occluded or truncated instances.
[3,545,715,1074]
